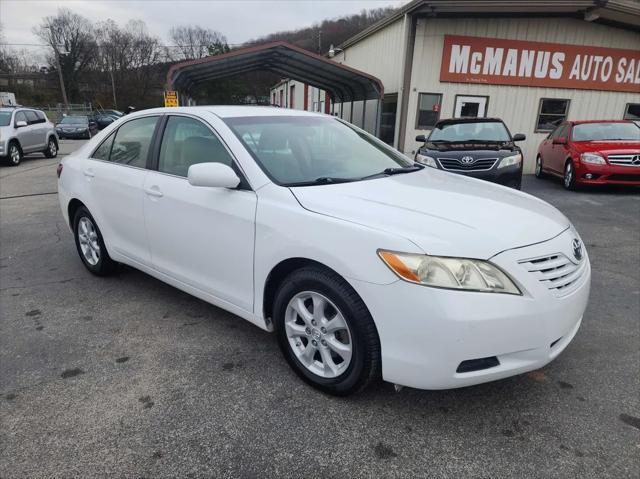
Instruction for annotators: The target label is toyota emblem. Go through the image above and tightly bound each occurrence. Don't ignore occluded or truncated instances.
[572,238,583,261]
[461,156,475,164]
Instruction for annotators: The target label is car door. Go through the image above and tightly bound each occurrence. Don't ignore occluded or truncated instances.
[26,110,47,150]
[14,111,36,152]
[85,115,160,265]
[546,123,569,174]
[143,114,257,312]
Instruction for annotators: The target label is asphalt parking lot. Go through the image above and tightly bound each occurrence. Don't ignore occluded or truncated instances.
[1,141,639,479]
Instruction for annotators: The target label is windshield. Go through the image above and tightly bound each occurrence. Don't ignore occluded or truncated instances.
[572,122,640,141]
[0,111,11,126]
[224,116,412,185]
[60,116,88,125]
[429,121,511,142]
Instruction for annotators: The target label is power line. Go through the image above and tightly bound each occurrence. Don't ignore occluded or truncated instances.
[0,42,246,48]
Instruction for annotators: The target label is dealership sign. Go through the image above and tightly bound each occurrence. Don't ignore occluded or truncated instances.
[440,35,640,93]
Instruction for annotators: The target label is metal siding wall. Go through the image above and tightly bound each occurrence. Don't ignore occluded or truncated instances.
[337,19,405,94]
[405,17,640,173]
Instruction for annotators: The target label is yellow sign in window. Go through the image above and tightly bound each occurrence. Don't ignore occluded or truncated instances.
[164,91,179,107]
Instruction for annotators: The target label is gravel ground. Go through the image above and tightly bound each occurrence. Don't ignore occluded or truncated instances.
[1,142,638,478]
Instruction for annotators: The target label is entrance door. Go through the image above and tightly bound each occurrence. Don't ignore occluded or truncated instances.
[454,96,488,118]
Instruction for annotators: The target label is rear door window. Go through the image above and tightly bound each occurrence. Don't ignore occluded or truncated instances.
[109,116,159,168]
[24,110,39,125]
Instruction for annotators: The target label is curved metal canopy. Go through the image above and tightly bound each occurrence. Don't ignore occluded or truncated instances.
[166,41,384,103]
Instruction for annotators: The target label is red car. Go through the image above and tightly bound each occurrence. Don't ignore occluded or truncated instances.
[535,120,640,190]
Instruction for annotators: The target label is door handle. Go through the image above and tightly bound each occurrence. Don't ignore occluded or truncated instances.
[144,186,163,198]
[83,168,95,178]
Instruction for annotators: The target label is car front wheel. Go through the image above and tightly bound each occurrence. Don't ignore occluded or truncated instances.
[73,206,117,275]
[273,266,381,396]
[563,160,577,190]
[6,142,22,166]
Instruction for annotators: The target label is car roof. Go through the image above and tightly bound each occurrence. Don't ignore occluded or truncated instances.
[126,105,328,119]
[569,120,636,125]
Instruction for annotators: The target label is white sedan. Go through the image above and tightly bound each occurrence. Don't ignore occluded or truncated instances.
[57,107,590,395]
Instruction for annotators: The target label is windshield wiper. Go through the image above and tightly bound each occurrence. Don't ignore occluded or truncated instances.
[286,176,356,187]
[361,164,424,180]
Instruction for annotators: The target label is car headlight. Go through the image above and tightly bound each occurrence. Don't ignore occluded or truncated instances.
[415,153,438,168]
[580,153,605,165]
[378,250,521,294]
[497,153,522,169]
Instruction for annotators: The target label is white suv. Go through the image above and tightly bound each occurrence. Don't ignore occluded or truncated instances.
[0,107,59,166]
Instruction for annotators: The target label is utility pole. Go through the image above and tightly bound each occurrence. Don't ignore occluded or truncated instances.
[46,25,70,112]
[318,29,322,54]
[53,47,70,112]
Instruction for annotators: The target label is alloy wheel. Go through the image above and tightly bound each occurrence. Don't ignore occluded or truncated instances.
[48,140,57,157]
[535,157,542,177]
[564,163,573,188]
[78,217,101,266]
[9,145,20,165]
[284,291,353,378]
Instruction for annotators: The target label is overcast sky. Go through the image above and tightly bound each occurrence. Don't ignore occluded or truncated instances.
[1,0,406,51]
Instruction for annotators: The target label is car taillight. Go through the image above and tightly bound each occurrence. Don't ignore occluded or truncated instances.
[56,163,63,178]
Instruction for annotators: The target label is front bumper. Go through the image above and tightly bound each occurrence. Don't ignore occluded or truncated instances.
[350,229,590,390]
[575,162,640,185]
[57,130,88,139]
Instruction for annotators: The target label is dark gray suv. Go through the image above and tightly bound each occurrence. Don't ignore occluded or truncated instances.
[0,108,59,166]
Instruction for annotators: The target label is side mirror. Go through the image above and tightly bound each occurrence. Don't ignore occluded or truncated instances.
[187,162,240,189]
[415,134,427,143]
[15,120,27,128]
[512,133,526,142]
[553,136,567,145]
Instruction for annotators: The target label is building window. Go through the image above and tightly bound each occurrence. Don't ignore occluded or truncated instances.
[623,103,640,121]
[416,93,442,129]
[536,98,570,132]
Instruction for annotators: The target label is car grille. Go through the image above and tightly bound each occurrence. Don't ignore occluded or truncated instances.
[518,253,588,297]
[607,154,640,167]
[437,158,498,171]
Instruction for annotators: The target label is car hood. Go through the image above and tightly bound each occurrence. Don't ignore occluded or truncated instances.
[290,169,569,259]
[572,140,640,155]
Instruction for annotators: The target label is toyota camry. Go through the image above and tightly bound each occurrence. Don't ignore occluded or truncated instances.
[57,107,591,395]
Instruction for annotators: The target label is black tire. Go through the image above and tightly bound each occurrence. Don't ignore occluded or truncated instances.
[73,206,118,275]
[5,141,22,166]
[535,155,545,179]
[43,137,58,158]
[273,266,381,396]
[563,160,577,191]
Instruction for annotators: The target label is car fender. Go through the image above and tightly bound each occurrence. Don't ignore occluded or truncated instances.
[253,183,423,321]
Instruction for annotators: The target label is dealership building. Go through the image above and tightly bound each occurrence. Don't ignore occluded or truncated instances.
[270,0,640,172]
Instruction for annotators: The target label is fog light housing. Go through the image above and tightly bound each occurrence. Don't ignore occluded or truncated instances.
[584,173,593,179]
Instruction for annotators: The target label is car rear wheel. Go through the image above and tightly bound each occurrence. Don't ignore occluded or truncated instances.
[43,137,58,158]
[535,155,545,178]
[273,266,381,396]
[563,160,577,190]
[73,206,117,275]
[6,142,22,166]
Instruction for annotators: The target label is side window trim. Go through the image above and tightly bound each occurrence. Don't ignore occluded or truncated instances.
[152,113,252,190]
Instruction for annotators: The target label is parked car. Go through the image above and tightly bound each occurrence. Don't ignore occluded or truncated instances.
[56,115,99,139]
[91,113,119,130]
[415,118,526,189]
[536,120,640,189]
[57,107,590,395]
[0,107,58,166]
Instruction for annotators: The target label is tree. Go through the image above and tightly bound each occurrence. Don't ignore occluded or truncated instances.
[169,25,229,60]
[33,8,98,103]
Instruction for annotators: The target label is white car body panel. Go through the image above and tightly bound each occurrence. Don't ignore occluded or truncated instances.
[57,106,591,390]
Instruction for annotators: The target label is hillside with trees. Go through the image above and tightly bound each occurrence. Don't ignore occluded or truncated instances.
[0,6,397,110]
